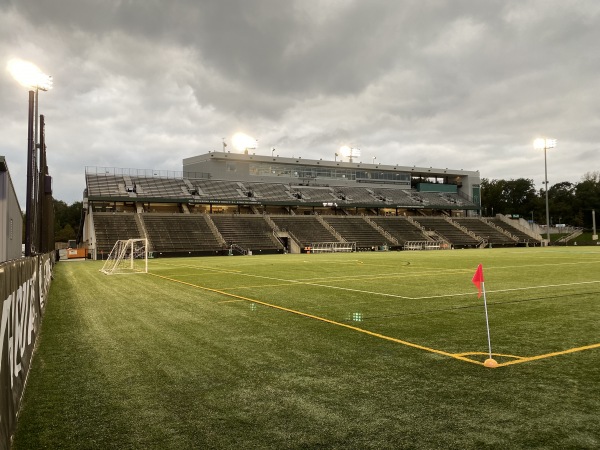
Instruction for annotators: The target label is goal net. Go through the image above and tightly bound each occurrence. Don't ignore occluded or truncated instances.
[100,238,148,275]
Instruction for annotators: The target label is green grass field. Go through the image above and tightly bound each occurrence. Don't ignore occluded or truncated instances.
[14,248,600,449]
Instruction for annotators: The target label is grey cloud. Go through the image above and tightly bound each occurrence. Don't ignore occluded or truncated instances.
[1,0,600,205]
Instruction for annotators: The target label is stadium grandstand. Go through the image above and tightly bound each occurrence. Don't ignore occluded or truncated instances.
[81,152,542,258]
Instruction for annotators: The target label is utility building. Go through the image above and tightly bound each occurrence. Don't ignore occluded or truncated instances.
[0,157,23,262]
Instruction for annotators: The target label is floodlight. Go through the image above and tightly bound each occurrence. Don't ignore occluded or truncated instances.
[339,146,360,162]
[232,132,257,152]
[533,138,556,150]
[7,58,53,91]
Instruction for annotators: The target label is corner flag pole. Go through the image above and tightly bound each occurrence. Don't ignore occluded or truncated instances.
[481,281,493,360]
[472,264,497,367]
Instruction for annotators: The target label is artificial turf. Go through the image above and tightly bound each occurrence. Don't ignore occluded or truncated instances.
[13,248,600,449]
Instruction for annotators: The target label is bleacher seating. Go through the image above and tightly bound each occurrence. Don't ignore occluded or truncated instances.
[141,214,223,253]
[453,218,516,246]
[245,183,293,201]
[210,215,283,252]
[411,217,480,248]
[370,189,418,205]
[93,213,142,253]
[193,180,246,200]
[333,187,378,203]
[85,168,504,256]
[271,216,339,247]
[132,177,193,199]
[291,187,338,202]
[86,172,478,211]
[371,217,431,243]
[86,174,127,198]
[321,216,392,249]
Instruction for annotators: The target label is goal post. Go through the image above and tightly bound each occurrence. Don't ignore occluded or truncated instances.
[100,238,148,275]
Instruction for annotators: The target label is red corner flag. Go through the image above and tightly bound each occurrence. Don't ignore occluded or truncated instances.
[472,264,484,298]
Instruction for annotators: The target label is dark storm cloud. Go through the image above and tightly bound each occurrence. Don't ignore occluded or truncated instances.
[1,0,599,204]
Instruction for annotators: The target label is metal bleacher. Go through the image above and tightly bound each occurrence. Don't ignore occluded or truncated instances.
[370,188,419,205]
[371,216,432,244]
[132,177,193,199]
[453,218,517,246]
[271,216,340,247]
[291,186,338,202]
[193,180,246,201]
[411,217,480,248]
[322,216,392,249]
[245,183,293,201]
[86,174,127,198]
[210,215,283,252]
[333,186,378,203]
[93,212,143,253]
[141,214,224,253]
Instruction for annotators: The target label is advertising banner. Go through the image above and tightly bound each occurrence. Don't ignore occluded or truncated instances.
[0,254,54,450]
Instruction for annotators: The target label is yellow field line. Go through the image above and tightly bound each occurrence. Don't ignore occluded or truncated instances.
[454,351,526,360]
[149,273,484,367]
[495,343,600,367]
[149,272,600,369]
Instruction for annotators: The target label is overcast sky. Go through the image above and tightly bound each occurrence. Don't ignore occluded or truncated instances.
[1,0,599,206]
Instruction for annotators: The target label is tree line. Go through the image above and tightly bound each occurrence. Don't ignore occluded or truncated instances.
[481,171,600,228]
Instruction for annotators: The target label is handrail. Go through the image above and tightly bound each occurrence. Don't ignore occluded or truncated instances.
[230,243,247,255]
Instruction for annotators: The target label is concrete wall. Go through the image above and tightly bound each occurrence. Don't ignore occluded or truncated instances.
[0,157,23,262]
[183,152,480,197]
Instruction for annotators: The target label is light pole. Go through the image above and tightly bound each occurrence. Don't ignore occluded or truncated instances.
[533,138,557,244]
[7,59,52,256]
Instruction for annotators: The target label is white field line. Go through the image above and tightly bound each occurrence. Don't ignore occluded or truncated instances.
[155,261,600,301]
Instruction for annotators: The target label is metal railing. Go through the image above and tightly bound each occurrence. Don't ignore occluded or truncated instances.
[86,166,211,180]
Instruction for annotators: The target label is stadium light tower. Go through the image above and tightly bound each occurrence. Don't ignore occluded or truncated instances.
[7,58,53,256]
[533,138,557,244]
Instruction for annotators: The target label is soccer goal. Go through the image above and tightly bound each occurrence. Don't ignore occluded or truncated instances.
[100,238,148,275]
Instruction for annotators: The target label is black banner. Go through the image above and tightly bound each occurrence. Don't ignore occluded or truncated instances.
[0,254,54,450]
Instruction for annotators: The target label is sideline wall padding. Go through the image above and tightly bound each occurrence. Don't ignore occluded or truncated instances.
[0,253,55,450]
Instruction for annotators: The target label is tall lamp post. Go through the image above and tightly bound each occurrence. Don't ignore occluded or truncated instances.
[7,59,52,256]
[533,138,557,244]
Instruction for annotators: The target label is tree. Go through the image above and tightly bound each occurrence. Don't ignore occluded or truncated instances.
[481,178,539,218]
[53,200,83,243]
[548,182,576,225]
[574,172,600,228]
[503,178,538,218]
[55,223,76,242]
